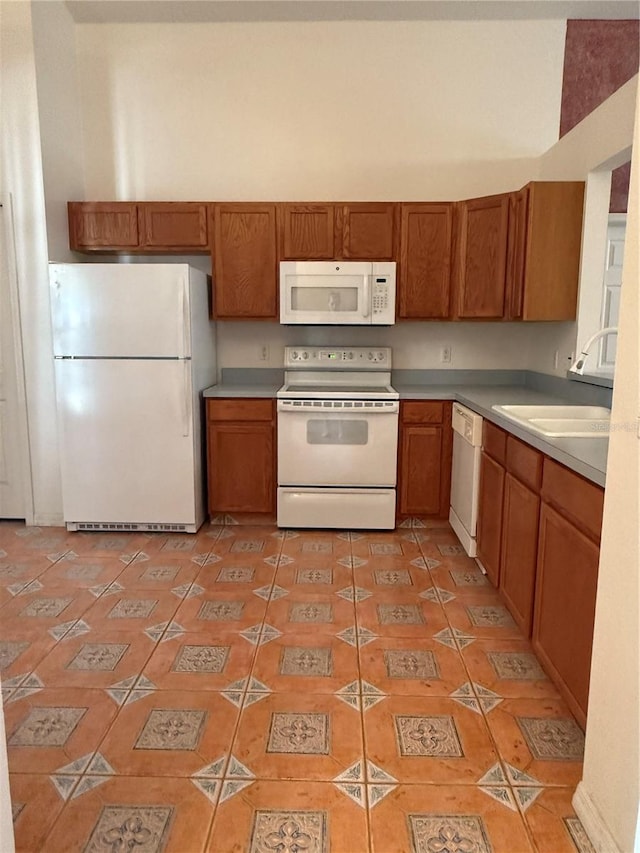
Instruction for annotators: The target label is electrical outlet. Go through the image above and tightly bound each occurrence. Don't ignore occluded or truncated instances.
[259,344,269,362]
[440,345,452,364]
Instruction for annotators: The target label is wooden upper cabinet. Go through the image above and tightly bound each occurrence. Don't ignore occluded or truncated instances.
[279,202,396,260]
[519,181,585,321]
[138,203,209,251]
[398,203,454,319]
[279,204,335,259]
[455,193,510,319]
[505,187,529,320]
[213,204,277,319]
[339,203,397,260]
[68,202,139,251]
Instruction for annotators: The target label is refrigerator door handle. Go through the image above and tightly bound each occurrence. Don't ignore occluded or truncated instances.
[182,359,191,438]
[181,277,189,358]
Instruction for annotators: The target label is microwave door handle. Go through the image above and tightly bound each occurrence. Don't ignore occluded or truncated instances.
[363,274,370,318]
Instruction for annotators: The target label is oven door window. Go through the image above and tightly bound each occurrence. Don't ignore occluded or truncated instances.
[307,418,368,445]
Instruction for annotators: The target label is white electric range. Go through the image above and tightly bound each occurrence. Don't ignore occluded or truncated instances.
[276,346,399,529]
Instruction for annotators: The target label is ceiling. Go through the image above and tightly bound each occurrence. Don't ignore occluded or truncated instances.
[65,0,640,24]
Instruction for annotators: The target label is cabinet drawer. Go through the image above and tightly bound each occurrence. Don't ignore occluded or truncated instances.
[541,458,604,541]
[401,401,444,424]
[506,435,542,491]
[482,421,507,465]
[207,398,274,422]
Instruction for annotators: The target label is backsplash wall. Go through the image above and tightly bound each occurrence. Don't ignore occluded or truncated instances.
[216,321,550,374]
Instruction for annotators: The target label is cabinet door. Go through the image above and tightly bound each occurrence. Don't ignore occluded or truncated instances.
[455,194,509,318]
[280,204,335,259]
[68,202,139,251]
[139,203,209,251]
[398,204,453,319]
[500,473,540,636]
[207,421,274,513]
[339,203,397,260]
[397,403,452,518]
[521,182,585,321]
[533,504,600,726]
[213,204,277,318]
[476,451,505,586]
[398,424,443,516]
[505,188,529,319]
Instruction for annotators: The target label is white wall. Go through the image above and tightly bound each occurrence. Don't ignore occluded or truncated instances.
[31,0,86,261]
[0,1,63,525]
[572,89,639,853]
[75,20,565,201]
[74,18,571,375]
[526,75,638,378]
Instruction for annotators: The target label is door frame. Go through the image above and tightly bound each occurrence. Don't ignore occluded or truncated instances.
[1,193,35,524]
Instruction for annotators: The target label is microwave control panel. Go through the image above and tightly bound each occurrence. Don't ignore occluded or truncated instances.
[372,276,391,316]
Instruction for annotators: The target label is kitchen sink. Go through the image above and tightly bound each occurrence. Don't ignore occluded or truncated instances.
[491,405,611,438]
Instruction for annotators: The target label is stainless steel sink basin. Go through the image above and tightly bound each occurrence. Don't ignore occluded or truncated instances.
[491,404,611,438]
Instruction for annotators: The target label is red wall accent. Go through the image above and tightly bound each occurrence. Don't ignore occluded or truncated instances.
[610,161,632,213]
[561,20,638,212]
[560,20,639,138]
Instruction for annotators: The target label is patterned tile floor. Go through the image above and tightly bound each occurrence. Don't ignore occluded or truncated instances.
[0,519,595,852]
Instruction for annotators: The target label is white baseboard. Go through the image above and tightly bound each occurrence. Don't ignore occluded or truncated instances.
[32,512,65,527]
[573,782,622,853]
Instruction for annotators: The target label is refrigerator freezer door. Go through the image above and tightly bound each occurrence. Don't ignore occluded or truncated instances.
[50,264,191,358]
[54,358,200,527]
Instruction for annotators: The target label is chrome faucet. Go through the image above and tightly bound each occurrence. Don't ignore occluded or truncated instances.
[569,327,618,375]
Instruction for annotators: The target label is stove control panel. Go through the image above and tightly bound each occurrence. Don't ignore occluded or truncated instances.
[284,346,392,369]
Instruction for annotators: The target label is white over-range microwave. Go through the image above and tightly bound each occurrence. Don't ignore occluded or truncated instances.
[279,261,396,325]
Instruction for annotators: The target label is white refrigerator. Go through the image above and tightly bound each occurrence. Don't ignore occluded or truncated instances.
[50,263,216,532]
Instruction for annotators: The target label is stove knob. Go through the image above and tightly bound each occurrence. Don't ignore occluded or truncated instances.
[348,351,354,360]
[368,351,374,360]
[292,351,299,361]
[377,351,385,361]
[302,351,309,360]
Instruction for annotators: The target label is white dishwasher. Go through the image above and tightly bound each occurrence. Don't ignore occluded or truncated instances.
[449,403,483,557]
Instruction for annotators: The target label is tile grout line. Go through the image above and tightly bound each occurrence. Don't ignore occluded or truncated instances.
[202,522,282,853]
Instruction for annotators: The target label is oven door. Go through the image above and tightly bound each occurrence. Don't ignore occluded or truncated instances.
[277,399,399,487]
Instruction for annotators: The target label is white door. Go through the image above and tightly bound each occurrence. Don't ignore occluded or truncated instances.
[54,358,197,525]
[50,263,191,358]
[599,217,626,370]
[0,202,25,518]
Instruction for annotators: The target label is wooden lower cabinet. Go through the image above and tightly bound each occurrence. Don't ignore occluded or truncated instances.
[476,451,505,586]
[533,503,600,727]
[207,399,275,515]
[499,473,540,636]
[397,401,452,518]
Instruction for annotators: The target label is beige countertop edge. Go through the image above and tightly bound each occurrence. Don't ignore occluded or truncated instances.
[202,382,608,487]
